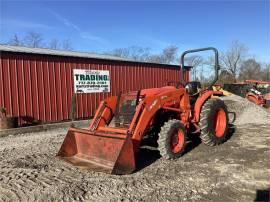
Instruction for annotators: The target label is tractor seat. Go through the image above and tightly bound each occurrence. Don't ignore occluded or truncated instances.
[185,81,202,95]
[185,81,202,105]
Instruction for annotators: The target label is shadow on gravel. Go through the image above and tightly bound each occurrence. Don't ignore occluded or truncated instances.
[135,123,236,173]
[135,148,161,172]
[183,134,201,155]
[225,123,236,142]
[254,189,270,202]
[185,123,236,153]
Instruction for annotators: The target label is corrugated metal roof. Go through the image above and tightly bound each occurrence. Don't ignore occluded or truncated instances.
[0,44,179,67]
[0,44,134,61]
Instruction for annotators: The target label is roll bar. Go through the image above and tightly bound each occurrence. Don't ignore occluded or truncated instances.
[180,47,220,88]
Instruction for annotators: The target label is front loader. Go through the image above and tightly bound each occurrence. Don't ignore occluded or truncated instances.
[57,47,230,174]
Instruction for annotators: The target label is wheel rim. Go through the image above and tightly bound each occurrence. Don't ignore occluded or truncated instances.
[213,108,227,137]
[170,129,185,153]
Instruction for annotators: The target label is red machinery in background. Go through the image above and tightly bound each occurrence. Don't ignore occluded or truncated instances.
[245,80,270,111]
[223,80,270,111]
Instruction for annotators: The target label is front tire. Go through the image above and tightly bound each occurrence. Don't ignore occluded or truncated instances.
[199,98,229,146]
[157,119,187,159]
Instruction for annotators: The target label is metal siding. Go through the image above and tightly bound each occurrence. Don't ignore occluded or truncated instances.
[9,56,19,116]
[17,57,25,120]
[0,52,185,126]
[66,58,72,120]
[31,58,39,121]
[2,57,11,115]
[36,57,44,121]
[0,57,4,113]
[43,58,51,121]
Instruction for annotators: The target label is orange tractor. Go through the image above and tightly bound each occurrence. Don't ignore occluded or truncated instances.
[57,47,230,174]
[224,80,270,111]
[245,80,270,111]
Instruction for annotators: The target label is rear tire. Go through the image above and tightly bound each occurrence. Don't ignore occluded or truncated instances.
[157,119,186,159]
[199,98,229,146]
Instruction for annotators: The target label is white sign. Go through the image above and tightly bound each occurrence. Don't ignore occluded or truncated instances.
[73,69,110,93]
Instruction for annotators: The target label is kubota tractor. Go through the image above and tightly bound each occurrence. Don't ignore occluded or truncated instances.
[57,47,230,174]
[245,80,270,111]
[222,80,270,111]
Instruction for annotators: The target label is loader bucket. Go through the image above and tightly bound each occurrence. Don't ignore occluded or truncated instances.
[57,128,136,175]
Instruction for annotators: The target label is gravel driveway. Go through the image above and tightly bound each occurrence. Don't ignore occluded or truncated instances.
[0,95,269,201]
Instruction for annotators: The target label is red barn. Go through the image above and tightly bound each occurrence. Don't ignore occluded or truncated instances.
[0,45,187,125]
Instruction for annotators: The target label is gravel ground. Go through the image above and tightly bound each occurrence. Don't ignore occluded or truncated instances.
[0,95,269,202]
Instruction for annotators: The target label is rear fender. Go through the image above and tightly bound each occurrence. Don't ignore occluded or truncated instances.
[193,90,223,122]
[246,93,264,105]
[264,93,270,100]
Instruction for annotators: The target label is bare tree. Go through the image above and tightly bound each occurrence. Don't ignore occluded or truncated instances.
[260,63,270,81]
[146,45,178,64]
[49,39,61,49]
[220,40,248,81]
[185,55,203,80]
[218,70,235,84]
[110,48,130,58]
[148,54,163,63]
[7,33,74,51]
[24,32,44,48]
[108,45,177,64]
[109,46,150,62]
[129,46,151,62]
[8,34,23,46]
[62,39,73,50]
[185,55,203,67]
[160,45,178,64]
[238,58,262,81]
[50,39,73,50]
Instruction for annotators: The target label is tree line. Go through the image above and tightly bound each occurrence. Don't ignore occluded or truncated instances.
[108,41,270,83]
[7,32,73,50]
[5,32,270,83]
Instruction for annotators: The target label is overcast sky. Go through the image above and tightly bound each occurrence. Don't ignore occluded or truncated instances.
[0,0,269,62]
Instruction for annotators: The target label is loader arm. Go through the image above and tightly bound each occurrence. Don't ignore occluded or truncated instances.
[131,88,189,147]
[89,96,118,130]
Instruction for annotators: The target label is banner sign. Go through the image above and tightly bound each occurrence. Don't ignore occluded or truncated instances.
[73,69,110,93]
